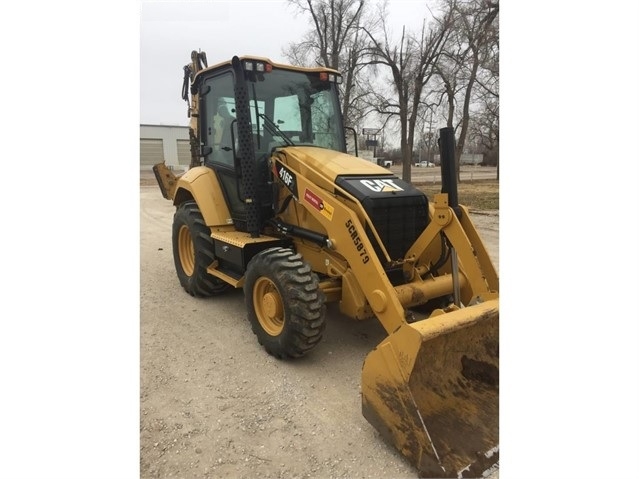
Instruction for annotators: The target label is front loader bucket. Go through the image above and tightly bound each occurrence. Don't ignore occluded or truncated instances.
[362,300,499,478]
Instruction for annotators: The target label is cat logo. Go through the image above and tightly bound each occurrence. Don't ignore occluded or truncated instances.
[360,179,404,193]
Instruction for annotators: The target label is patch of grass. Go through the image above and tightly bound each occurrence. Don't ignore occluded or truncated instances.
[415,179,499,211]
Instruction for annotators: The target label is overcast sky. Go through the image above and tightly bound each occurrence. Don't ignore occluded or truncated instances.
[140,0,427,126]
[2,3,639,478]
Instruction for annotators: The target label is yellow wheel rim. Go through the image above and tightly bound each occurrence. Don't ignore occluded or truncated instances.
[178,225,195,276]
[253,277,284,336]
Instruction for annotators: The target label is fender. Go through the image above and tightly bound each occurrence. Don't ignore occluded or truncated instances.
[172,166,232,227]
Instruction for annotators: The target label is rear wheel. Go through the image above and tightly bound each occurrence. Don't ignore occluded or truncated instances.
[244,247,326,358]
[172,201,229,296]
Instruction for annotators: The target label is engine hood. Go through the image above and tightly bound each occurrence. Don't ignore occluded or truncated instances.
[280,146,391,182]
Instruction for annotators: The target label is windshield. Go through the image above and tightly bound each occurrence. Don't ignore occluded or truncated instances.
[246,68,346,153]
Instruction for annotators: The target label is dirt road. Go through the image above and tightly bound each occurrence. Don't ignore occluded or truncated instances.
[140,184,499,478]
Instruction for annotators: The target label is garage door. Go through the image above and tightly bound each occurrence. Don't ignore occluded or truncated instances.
[140,139,164,168]
[177,139,192,166]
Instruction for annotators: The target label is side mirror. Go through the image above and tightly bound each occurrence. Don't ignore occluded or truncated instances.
[201,145,212,157]
[344,127,358,157]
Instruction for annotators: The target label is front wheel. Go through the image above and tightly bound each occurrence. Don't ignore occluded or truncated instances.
[172,201,229,297]
[244,247,326,358]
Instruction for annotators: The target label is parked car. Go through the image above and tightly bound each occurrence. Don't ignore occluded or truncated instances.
[415,161,435,167]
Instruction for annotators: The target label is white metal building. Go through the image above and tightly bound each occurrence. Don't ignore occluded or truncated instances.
[140,124,191,171]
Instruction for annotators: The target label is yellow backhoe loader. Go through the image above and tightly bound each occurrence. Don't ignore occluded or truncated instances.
[153,51,499,478]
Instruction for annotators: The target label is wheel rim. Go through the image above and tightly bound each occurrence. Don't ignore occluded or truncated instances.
[178,225,195,276]
[253,277,284,336]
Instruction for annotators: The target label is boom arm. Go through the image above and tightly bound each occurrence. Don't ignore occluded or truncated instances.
[271,157,496,336]
[272,151,499,477]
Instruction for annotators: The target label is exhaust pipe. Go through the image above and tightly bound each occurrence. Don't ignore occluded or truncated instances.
[439,127,459,216]
[439,127,462,305]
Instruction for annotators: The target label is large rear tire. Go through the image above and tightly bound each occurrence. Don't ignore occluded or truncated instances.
[172,201,230,297]
[244,247,326,358]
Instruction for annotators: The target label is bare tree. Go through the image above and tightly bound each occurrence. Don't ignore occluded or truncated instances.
[473,10,499,175]
[362,3,454,182]
[436,0,499,180]
[339,24,374,127]
[284,0,371,127]
[415,103,439,163]
[469,95,499,177]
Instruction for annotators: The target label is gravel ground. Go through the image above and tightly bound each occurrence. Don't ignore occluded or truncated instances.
[140,184,499,479]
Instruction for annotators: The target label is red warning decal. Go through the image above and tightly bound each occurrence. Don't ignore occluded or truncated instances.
[304,189,334,220]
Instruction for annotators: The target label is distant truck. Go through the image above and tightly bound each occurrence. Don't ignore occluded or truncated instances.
[415,161,435,167]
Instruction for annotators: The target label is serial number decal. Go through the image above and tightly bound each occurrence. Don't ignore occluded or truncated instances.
[304,189,334,221]
[274,161,298,198]
[345,219,370,264]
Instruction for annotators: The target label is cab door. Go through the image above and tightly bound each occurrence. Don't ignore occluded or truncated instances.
[200,71,247,226]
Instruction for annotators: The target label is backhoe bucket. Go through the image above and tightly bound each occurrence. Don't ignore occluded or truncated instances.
[362,300,499,478]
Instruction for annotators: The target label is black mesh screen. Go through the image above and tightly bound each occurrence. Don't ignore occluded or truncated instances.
[363,195,428,262]
[232,57,259,237]
[335,175,429,264]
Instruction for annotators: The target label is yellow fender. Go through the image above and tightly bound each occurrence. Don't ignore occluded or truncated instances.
[172,166,232,227]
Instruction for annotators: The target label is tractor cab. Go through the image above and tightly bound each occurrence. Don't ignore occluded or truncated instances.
[188,57,346,231]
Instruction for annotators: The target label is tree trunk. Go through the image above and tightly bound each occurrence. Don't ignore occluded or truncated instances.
[400,110,411,182]
[455,51,480,182]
